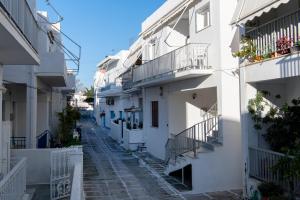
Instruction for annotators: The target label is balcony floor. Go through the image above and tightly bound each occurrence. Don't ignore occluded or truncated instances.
[27,184,50,200]
[135,68,214,88]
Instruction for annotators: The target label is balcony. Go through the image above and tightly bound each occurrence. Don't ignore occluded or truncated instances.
[36,51,67,87]
[99,83,122,97]
[244,9,300,83]
[0,0,39,65]
[61,72,76,94]
[133,43,212,87]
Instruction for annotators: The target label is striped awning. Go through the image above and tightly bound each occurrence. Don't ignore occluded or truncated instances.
[231,0,290,25]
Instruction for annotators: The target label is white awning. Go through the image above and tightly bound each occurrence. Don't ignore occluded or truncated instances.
[141,0,193,37]
[231,0,290,25]
[123,37,143,68]
[96,55,120,69]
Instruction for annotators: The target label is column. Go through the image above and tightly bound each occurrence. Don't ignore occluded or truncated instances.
[0,65,8,175]
[26,67,37,148]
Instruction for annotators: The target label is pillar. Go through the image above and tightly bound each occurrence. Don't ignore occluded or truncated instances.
[26,67,37,148]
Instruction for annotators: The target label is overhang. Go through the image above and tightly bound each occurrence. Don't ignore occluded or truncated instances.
[231,0,290,25]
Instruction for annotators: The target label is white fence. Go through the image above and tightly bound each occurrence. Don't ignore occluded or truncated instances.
[133,43,209,82]
[0,158,27,200]
[50,147,83,200]
[0,0,39,51]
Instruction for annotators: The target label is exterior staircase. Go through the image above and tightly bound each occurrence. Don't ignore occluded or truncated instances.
[165,103,221,164]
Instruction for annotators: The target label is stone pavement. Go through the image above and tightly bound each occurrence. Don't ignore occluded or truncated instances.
[81,119,242,200]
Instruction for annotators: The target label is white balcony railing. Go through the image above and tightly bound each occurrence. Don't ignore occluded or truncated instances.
[249,147,300,188]
[0,158,27,200]
[0,0,39,52]
[246,9,300,57]
[133,43,209,83]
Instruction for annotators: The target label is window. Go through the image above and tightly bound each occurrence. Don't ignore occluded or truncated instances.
[196,4,210,32]
[151,101,159,127]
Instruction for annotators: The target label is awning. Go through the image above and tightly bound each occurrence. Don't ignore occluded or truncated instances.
[97,55,120,69]
[141,0,193,37]
[231,0,290,25]
[123,37,143,68]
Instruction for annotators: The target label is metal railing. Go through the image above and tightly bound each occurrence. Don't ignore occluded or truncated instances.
[0,158,27,200]
[133,43,210,83]
[36,130,50,148]
[249,147,300,188]
[10,137,26,149]
[51,147,83,200]
[246,9,300,57]
[166,115,220,163]
[0,0,39,52]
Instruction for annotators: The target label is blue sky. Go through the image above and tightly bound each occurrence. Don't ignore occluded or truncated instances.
[37,0,165,87]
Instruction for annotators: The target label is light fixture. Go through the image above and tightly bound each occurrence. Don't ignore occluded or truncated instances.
[192,93,197,100]
[159,87,163,96]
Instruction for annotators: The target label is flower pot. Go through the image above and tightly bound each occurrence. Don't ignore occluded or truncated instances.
[290,45,300,53]
[271,52,277,58]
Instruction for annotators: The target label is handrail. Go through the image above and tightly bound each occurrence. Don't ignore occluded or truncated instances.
[165,115,220,162]
[36,130,50,140]
[10,137,26,149]
[0,158,27,200]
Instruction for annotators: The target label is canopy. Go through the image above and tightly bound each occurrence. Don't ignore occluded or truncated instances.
[231,0,290,25]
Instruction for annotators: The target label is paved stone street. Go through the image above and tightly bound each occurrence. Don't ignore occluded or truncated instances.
[81,119,242,200]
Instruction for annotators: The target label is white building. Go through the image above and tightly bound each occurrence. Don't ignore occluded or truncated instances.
[3,11,76,149]
[94,0,243,194]
[94,50,129,131]
[232,0,300,197]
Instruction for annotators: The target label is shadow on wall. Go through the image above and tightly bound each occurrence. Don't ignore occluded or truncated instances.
[277,54,300,79]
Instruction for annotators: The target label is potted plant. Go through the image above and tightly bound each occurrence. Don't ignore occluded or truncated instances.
[233,36,257,63]
[276,37,291,55]
[257,182,284,200]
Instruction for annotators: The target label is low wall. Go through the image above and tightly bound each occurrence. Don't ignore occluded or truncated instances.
[110,120,122,143]
[11,149,56,185]
[123,128,144,151]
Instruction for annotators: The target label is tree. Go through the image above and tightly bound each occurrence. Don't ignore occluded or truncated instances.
[83,86,94,104]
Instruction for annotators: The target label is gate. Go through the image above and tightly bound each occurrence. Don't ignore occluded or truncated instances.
[50,148,74,200]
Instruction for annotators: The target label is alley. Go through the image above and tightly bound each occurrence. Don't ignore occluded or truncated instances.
[81,118,242,200]
[81,119,185,200]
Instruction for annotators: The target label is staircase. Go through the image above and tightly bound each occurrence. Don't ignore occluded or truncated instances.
[165,103,220,164]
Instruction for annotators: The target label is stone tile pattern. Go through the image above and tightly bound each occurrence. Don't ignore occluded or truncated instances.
[82,120,243,200]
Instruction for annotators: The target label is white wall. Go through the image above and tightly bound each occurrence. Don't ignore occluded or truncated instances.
[144,86,169,160]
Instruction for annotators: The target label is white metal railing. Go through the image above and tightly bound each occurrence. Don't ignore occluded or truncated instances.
[249,147,300,188]
[0,158,27,200]
[50,147,83,200]
[246,9,300,57]
[0,0,39,51]
[133,43,210,82]
[50,149,72,200]
[166,116,220,163]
